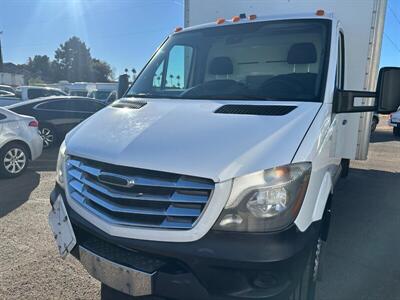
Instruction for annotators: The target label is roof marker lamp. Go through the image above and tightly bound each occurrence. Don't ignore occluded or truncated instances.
[214,162,312,232]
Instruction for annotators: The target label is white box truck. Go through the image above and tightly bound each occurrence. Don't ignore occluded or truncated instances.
[49,1,400,299]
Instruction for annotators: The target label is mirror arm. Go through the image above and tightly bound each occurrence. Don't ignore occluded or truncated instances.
[333,90,376,113]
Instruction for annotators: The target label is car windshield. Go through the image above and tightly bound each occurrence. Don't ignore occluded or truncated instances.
[127,19,330,102]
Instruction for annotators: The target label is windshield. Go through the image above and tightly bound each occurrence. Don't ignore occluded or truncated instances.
[127,19,330,102]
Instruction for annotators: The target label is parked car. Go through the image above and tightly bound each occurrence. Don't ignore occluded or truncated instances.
[0,85,16,94]
[69,90,89,97]
[15,86,67,101]
[0,90,16,97]
[87,89,115,102]
[389,106,400,136]
[7,97,105,148]
[0,107,43,178]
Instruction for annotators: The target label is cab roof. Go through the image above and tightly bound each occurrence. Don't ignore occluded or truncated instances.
[176,12,336,34]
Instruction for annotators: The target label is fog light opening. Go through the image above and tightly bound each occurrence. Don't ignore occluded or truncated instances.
[253,272,279,289]
[219,214,243,227]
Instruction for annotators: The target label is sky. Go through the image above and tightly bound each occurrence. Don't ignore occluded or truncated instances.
[0,0,399,78]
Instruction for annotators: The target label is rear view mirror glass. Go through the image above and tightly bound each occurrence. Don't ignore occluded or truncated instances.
[376,67,400,114]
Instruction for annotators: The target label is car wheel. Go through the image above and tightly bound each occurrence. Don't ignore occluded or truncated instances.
[289,238,324,300]
[40,126,56,148]
[394,127,400,137]
[0,143,28,178]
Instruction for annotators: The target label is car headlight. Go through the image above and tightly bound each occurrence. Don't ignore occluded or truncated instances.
[213,162,311,232]
[56,141,67,188]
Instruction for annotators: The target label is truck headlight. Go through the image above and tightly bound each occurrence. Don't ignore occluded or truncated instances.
[214,162,311,232]
[56,141,67,188]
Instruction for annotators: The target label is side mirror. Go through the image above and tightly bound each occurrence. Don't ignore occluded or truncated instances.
[375,67,400,114]
[333,67,400,114]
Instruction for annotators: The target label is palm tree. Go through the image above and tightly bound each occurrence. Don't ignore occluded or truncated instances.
[176,75,181,87]
[169,74,174,87]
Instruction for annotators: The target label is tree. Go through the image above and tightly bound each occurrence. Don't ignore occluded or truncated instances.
[26,55,51,82]
[54,36,93,82]
[91,58,113,82]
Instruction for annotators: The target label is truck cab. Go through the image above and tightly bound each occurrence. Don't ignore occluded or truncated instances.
[49,8,400,300]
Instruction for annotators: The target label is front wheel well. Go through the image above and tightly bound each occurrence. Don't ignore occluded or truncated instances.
[1,140,32,160]
[320,194,333,242]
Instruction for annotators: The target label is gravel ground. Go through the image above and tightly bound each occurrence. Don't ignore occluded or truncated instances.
[0,118,399,300]
[0,148,100,300]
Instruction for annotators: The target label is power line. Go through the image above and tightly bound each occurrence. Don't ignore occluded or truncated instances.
[384,33,400,54]
[388,4,400,27]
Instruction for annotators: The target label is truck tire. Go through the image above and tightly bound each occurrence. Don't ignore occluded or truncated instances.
[371,116,378,133]
[394,127,400,137]
[289,238,323,300]
[340,159,350,178]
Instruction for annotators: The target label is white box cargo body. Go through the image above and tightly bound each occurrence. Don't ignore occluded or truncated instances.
[185,0,387,160]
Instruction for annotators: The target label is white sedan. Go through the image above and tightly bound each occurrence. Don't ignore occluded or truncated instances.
[0,107,43,178]
[389,107,400,137]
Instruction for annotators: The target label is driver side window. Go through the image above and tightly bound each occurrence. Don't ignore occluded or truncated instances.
[335,32,345,90]
[152,45,194,91]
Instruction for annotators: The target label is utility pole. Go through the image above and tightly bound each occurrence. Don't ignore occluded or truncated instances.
[0,31,3,72]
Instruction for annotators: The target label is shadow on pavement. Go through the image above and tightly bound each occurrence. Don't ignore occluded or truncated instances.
[29,147,59,172]
[317,167,400,300]
[370,129,399,143]
[0,170,40,218]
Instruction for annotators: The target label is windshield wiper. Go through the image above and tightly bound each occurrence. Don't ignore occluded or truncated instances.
[125,93,183,99]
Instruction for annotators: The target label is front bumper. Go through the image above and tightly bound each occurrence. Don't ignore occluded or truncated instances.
[51,184,320,300]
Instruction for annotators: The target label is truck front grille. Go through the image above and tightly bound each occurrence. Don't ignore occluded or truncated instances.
[66,157,214,230]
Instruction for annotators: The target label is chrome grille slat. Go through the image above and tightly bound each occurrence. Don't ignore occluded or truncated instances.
[66,157,214,230]
[68,158,214,190]
[70,191,192,229]
[69,179,201,217]
[67,168,209,204]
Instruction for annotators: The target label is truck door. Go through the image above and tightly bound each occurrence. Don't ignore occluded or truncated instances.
[332,31,360,160]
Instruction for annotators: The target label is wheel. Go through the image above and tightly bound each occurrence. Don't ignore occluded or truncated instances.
[393,127,400,137]
[340,159,350,178]
[39,126,56,148]
[289,238,324,300]
[371,117,378,133]
[0,143,29,178]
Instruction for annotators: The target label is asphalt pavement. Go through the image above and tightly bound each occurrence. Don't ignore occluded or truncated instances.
[0,122,399,300]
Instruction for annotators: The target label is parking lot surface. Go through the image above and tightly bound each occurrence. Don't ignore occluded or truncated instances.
[0,122,399,300]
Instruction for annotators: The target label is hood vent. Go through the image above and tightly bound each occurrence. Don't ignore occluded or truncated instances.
[112,100,147,109]
[215,104,296,116]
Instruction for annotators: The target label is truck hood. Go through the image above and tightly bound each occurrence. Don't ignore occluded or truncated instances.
[66,99,321,182]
